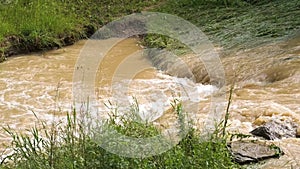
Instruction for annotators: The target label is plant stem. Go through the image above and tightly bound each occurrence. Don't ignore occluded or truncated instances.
[222,84,234,137]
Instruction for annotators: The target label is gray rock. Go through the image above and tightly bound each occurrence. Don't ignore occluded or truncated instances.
[229,141,283,164]
[250,119,298,140]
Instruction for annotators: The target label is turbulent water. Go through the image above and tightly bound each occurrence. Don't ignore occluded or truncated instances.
[0,36,299,168]
[223,36,300,168]
[0,38,216,148]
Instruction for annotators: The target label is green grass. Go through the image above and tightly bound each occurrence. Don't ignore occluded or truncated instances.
[0,0,162,62]
[144,0,300,51]
[0,100,239,169]
[0,1,78,47]
[1,0,298,62]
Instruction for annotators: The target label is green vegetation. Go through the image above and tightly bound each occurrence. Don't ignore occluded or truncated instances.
[0,0,77,60]
[0,100,239,169]
[0,0,161,61]
[145,0,300,51]
[1,0,299,61]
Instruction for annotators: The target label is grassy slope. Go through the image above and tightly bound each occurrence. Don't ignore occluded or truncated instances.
[1,0,298,62]
[147,0,300,52]
[0,0,162,62]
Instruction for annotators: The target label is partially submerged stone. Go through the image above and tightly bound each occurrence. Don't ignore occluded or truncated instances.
[250,119,298,140]
[229,140,283,164]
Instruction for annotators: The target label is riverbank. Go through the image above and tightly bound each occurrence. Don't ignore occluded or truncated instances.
[144,0,300,55]
[1,0,299,62]
[0,0,162,62]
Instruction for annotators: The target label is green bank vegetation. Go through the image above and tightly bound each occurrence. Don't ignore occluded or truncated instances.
[144,0,300,52]
[0,0,300,60]
[0,99,239,169]
[0,0,161,61]
[0,0,299,61]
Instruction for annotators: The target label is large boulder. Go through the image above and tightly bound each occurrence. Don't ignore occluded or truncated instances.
[250,119,298,140]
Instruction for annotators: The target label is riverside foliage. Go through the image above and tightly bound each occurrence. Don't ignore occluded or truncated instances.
[1,100,239,169]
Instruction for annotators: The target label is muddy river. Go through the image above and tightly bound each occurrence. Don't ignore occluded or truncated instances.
[0,36,299,168]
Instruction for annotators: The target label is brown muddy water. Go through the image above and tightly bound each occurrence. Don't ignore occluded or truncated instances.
[223,36,300,168]
[0,36,299,168]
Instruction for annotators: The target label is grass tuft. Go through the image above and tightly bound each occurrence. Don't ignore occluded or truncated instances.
[1,100,239,169]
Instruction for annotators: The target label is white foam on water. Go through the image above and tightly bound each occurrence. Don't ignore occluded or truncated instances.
[91,72,217,123]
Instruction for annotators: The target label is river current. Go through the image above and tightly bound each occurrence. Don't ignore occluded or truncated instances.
[0,36,299,168]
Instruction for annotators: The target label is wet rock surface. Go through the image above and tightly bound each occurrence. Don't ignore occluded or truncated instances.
[229,118,300,166]
[229,140,282,164]
[259,138,300,169]
[250,119,298,140]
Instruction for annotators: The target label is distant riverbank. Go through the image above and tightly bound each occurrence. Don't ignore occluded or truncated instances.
[0,0,161,62]
[143,0,300,55]
[1,0,299,62]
